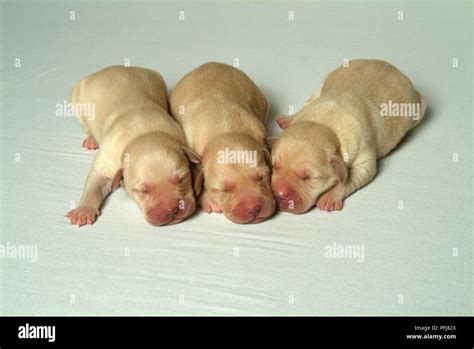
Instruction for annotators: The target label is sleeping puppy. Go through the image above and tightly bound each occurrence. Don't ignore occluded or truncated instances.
[271,59,426,213]
[169,62,275,224]
[66,66,198,226]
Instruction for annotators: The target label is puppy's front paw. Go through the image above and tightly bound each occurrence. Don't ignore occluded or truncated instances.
[66,205,98,226]
[316,190,343,211]
[199,193,222,214]
[82,135,99,150]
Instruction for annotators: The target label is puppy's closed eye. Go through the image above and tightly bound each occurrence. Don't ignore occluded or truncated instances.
[249,171,264,182]
[171,173,186,185]
[212,187,232,194]
[295,169,323,181]
[295,169,311,181]
[213,181,236,193]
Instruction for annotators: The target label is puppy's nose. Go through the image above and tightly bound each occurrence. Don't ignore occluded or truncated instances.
[145,207,171,226]
[145,198,181,226]
[272,181,291,201]
[231,196,266,223]
[248,203,262,216]
[237,198,262,218]
[273,191,287,201]
[166,206,179,218]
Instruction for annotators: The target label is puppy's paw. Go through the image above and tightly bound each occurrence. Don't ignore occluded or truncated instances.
[82,135,99,150]
[199,193,222,214]
[316,190,343,211]
[66,205,98,226]
[276,115,292,130]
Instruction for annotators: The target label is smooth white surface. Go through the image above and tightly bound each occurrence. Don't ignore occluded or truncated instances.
[0,1,472,315]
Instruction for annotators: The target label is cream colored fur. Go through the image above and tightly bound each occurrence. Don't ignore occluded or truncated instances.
[67,66,196,226]
[169,62,275,223]
[272,59,426,212]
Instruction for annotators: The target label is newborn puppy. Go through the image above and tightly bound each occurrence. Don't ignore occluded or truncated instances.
[271,59,426,213]
[169,62,275,224]
[66,66,198,226]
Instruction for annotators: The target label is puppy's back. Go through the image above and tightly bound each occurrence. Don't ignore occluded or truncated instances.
[170,62,268,121]
[71,66,169,140]
[321,59,425,157]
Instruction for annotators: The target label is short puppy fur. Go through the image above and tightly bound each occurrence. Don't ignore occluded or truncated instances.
[170,62,275,224]
[271,59,426,213]
[67,66,198,226]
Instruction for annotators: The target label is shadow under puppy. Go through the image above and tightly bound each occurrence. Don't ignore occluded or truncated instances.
[67,66,198,226]
[170,62,275,224]
[271,59,426,213]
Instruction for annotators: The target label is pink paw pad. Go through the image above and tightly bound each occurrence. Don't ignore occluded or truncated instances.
[82,136,99,150]
[316,191,343,211]
[66,205,98,226]
[276,115,292,130]
[201,198,222,214]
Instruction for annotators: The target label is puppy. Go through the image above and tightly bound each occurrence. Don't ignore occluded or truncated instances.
[169,62,275,224]
[271,59,426,213]
[66,66,198,226]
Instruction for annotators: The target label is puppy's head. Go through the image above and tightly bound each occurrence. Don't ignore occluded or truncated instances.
[271,122,347,214]
[113,134,199,226]
[199,134,275,224]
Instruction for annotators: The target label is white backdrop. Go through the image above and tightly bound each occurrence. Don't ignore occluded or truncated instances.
[0,0,472,315]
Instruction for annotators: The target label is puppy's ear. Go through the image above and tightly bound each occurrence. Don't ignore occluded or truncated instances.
[330,155,348,183]
[192,166,204,196]
[111,168,124,191]
[265,136,278,149]
[276,115,292,130]
[182,146,201,164]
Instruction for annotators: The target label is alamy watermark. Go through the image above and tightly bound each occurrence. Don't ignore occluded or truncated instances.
[18,323,55,342]
[380,100,421,121]
[0,242,38,262]
[55,100,95,119]
[324,242,365,262]
[217,147,257,168]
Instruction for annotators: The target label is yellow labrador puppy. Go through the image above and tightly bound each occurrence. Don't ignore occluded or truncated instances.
[67,66,198,226]
[271,59,426,213]
[170,62,275,224]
